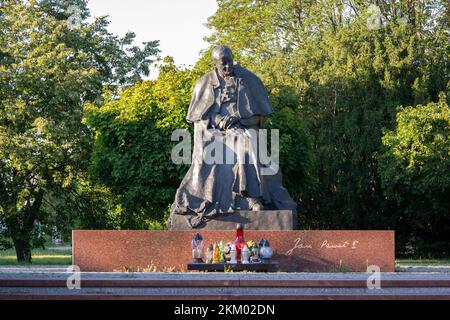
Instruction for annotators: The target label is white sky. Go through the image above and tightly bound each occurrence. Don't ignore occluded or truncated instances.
[86,0,218,78]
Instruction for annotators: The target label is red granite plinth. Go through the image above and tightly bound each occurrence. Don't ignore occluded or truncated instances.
[72,230,395,272]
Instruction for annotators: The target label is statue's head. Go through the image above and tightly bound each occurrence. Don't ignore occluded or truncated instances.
[212,45,234,77]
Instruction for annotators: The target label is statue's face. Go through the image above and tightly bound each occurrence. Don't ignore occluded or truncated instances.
[214,55,234,77]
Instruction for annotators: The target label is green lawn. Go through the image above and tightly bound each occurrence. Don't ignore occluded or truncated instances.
[0,248,72,265]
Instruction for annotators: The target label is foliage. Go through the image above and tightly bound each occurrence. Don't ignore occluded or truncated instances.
[0,236,12,251]
[41,177,123,236]
[264,85,316,203]
[85,58,194,228]
[379,95,450,257]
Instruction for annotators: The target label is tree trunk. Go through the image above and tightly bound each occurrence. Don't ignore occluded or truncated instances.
[7,190,44,264]
[12,237,32,263]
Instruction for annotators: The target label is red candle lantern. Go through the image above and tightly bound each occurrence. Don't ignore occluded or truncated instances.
[234,223,246,261]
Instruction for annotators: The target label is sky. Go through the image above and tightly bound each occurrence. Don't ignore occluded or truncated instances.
[86,0,218,78]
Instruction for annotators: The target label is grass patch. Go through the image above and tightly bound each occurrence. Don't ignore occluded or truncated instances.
[0,248,72,265]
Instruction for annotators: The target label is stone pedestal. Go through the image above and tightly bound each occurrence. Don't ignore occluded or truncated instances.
[72,230,395,272]
[170,210,297,230]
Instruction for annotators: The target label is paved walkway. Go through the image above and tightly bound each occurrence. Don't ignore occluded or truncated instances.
[1,263,450,276]
[1,286,449,300]
[1,265,449,299]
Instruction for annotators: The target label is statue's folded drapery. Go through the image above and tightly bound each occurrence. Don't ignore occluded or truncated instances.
[167,121,297,229]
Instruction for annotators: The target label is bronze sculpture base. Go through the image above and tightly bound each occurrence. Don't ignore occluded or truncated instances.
[169,210,297,230]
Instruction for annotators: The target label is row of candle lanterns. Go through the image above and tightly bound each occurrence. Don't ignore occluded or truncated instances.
[191,224,273,264]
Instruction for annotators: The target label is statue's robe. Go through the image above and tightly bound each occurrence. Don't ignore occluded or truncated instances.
[166,64,297,229]
[185,64,273,123]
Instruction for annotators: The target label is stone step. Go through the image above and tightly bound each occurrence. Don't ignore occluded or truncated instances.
[1,286,450,300]
[2,268,449,300]
[1,277,450,288]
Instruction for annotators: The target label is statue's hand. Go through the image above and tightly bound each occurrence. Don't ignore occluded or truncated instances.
[218,115,241,130]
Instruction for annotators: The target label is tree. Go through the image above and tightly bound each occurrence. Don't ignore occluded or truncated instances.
[0,0,159,262]
[85,58,194,228]
[263,85,316,208]
[379,95,450,257]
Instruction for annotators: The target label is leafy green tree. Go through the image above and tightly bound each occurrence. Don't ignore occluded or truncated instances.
[85,58,194,228]
[0,0,159,262]
[264,86,316,206]
[40,177,122,240]
[379,95,450,257]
